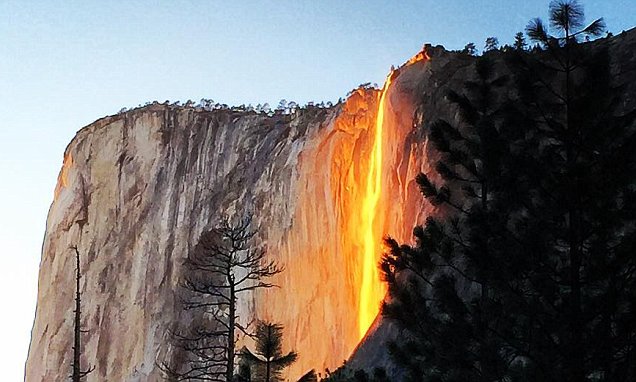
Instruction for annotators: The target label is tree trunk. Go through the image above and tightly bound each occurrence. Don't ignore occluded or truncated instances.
[227,274,236,382]
[72,248,82,382]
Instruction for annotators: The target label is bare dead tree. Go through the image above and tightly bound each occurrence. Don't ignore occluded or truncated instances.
[161,216,283,381]
[70,246,94,381]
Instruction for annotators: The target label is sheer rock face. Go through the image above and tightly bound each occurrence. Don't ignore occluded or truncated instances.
[27,107,326,381]
[26,55,440,381]
[26,29,636,382]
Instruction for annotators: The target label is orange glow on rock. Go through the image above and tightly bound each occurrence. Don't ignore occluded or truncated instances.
[256,86,382,377]
[405,48,430,67]
[53,152,73,200]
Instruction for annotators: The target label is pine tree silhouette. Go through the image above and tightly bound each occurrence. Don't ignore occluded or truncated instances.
[241,321,297,382]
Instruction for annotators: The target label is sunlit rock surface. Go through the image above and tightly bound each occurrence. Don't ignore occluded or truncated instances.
[25,56,435,381]
[26,29,636,382]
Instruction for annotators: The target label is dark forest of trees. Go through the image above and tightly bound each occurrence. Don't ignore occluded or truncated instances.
[381,1,636,381]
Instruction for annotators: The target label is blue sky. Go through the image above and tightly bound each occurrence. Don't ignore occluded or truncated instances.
[1,1,634,379]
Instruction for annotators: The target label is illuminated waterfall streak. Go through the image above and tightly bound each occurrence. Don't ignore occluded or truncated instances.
[357,49,429,339]
[358,74,393,339]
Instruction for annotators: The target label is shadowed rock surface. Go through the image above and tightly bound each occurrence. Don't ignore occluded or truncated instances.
[348,27,636,376]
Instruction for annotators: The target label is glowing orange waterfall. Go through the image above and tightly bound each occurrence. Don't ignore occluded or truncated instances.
[358,74,392,338]
[357,50,429,338]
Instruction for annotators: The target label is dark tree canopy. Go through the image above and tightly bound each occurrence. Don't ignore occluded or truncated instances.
[381,1,636,381]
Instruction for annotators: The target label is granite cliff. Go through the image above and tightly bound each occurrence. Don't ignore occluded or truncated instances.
[26,29,636,381]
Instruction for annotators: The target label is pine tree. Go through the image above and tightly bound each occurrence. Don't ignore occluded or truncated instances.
[513,32,527,50]
[241,321,297,382]
[484,37,499,52]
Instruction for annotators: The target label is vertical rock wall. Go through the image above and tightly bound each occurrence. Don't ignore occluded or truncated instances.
[26,46,483,381]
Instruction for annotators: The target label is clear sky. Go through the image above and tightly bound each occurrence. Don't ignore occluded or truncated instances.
[1,1,634,380]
